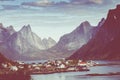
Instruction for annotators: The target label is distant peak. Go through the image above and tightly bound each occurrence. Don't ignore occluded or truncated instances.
[78,21,91,30]
[0,23,3,28]
[73,21,92,34]
[81,21,91,27]
[48,37,53,40]
[20,24,32,32]
[6,25,16,33]
[23,24,31,30]
[42,37,55,41]
[48,37,56,43]
[7,25,14,30]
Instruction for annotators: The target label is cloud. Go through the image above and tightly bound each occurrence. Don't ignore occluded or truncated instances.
[89,0,104,4]
[70,0,113,5]
[21,0,112,8]
[21,0,54,7]
[69,0,105,5]
[2,5,20,10]
[21,0,71,7]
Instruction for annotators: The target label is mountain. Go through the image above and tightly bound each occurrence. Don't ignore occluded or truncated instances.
[42,37,56,49]
[0,18,105,60]
[68,5,120,60]
[48,19,105,58]
[52,21,93,51]
[0,16,105,60]
[0,24,56,60]
[0,23,15,43]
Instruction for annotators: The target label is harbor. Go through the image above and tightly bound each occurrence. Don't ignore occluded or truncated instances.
[0,59,96,75]
[0,58,120,80]
[31,60,120,80]
[27,59,92,74]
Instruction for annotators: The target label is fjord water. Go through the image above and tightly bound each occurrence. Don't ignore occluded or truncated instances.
[30,61,120,80]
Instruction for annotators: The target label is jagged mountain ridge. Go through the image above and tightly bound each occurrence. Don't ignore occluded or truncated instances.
[68,5,120,60]
[0,16,105,60]
[51,21,94,51]
[0,24,56,60]
[7,25,48,54]
[0,23,15,43]
[49,19,105,58]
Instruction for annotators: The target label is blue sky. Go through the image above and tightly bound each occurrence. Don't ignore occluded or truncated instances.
[0,0,119,41]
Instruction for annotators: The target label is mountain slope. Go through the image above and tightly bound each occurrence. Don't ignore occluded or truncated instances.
[0,16,105,60]
[42,37,56,49]
[0,24,56,60]
[6,25,46,54]
[0,52,13,65]
[48,19,105,58]
[51,21,94,52]
[0,23,15,43]
[69,5,120,60]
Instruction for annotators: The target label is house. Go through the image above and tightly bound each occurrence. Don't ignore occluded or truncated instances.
[1,63,8,68]
[58,64,66,69]
[78,62,87,66]
[10,66,18,71]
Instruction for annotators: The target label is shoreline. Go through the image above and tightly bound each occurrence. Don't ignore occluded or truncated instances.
[95,63,120,66]
[31,69,89,75]
[0,60,120,80]
[85,72,120,76]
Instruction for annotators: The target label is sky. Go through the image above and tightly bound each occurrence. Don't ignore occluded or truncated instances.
[0,0,119,41]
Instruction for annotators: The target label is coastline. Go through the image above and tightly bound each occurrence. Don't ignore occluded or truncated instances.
[85,72,120,76]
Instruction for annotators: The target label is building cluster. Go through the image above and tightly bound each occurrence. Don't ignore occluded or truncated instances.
[0,59,97,74]
[25,59,96,74]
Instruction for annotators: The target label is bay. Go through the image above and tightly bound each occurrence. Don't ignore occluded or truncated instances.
[30,61,120,80]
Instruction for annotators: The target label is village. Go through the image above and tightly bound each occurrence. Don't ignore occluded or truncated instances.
[0,59,97,75]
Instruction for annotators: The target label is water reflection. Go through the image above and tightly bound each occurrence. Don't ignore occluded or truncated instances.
[68,75,120,80]
[31,74,120,80]
[31,74,66,80]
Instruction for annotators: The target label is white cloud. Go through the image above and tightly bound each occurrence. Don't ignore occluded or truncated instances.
[89,0,104,4]
[21,0,53,7]
[35,0,52,6]
[36,0,49,4]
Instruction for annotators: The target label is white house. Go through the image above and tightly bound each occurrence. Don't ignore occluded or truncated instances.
[10,66,18,71]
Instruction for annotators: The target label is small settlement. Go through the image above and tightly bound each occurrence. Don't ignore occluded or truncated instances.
[0,59,97,75]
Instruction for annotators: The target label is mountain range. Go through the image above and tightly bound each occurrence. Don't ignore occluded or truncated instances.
[48,19,105,58]
[1,4,120,61]
[0,18,104,60]
[0,24,56,60]
[68,5,120,60]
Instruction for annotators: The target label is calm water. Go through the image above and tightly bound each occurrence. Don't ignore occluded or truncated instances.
[30,61,120,80]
